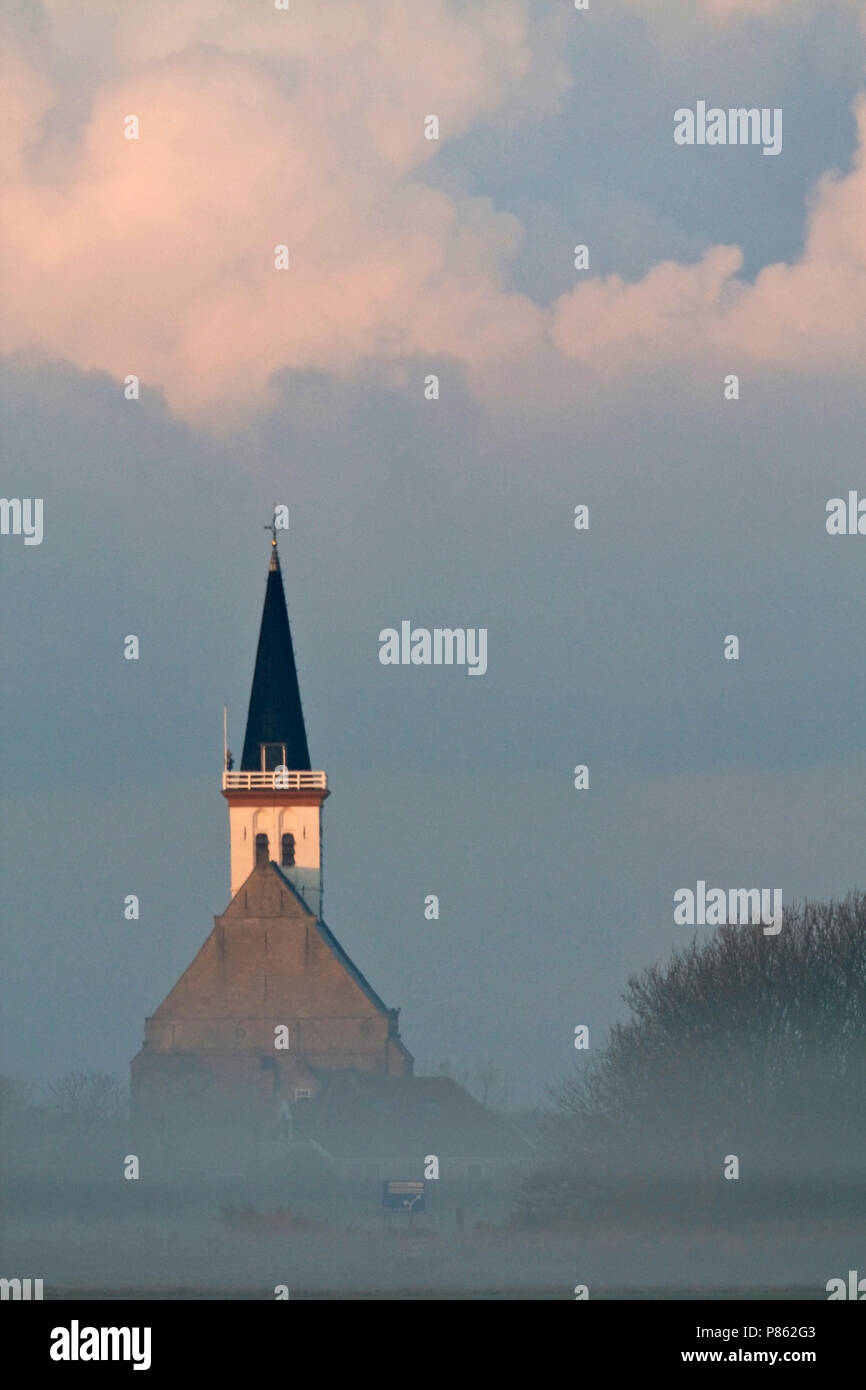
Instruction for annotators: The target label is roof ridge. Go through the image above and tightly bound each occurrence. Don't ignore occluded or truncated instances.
[271,863,391,1015]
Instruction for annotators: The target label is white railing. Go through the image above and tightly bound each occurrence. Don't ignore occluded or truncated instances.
[222,770,327,790]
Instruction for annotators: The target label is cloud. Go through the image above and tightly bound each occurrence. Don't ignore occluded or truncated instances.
[637,0,799,20]
[2,0,865,428]
[1,0,565,424]
[550,96,866,378]
[622,0,859,30]
[0,45,53,180]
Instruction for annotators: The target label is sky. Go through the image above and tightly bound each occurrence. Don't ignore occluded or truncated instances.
[1,0,865,1107]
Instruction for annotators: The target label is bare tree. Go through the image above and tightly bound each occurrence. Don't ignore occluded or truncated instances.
[0,1076,35,1116]
[473,1061,512,1110]
[536,893,866,1200]
[47,1071,126,1128]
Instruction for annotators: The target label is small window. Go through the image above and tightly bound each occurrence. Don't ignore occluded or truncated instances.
[255,832,269,865]
[294,1087,312,1100]
[281,833,296,867]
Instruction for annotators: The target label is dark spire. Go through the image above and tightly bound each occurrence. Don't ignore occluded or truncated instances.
[240,539,312,771]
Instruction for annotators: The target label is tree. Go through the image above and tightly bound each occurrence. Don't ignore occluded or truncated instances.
[472,1061,512,1111]
[47,1071,126,1128]
[535,894,866,1206]
[0,1076,35,1116]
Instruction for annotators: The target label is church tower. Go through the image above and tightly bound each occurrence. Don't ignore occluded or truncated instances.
[223,534,327,918]
[131,534,412,1147]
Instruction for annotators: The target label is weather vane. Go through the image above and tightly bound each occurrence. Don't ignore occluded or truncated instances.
[264,506,278,548]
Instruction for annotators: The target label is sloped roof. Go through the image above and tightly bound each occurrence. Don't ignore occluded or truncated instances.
[294,1072,534,1161]
[147,861,401,1031]
[271,864,392,1017]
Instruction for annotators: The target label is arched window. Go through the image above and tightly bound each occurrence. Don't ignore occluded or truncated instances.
[255,832,269,866]
[281,833,295,868]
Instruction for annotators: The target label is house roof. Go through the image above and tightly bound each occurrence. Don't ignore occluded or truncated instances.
[294,1072,534,1161]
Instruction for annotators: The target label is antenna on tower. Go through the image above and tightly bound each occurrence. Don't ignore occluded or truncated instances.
[223,704,228,768]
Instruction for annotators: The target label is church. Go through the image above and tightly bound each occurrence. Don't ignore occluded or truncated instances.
[131,533,530,1180]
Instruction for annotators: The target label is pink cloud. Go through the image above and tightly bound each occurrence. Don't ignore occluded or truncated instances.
[2,1,865,429]
[1,1,564,425]
[622,0,859,30]
[549,97,866,379]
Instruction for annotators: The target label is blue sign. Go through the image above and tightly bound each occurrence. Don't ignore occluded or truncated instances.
[382,1180,426,1212]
